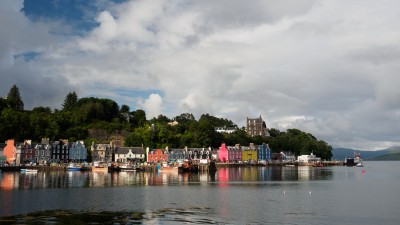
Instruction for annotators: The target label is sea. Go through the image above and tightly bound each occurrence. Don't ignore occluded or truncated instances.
[0,161,399,225]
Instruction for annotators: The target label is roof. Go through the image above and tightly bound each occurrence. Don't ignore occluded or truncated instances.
[115,147,144,154]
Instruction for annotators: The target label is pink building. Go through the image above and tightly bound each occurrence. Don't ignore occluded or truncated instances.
[218,143,228,162]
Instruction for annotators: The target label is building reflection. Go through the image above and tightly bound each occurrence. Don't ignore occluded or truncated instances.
[0,166,334,190]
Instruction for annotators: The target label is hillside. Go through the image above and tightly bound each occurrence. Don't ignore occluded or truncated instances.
[364,152,400,161]
[331,147,400,160]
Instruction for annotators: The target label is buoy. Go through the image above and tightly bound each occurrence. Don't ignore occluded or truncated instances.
[362,169,365,174]
[284,190,286,195]
[309,191,312,195]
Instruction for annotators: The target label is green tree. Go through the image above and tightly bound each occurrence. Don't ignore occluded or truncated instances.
[62,91,78,111]
[7,85,24,111]
[130,109,147,127]
[120,104,130,113]
[0,108,29,140]
[0,97,7,112]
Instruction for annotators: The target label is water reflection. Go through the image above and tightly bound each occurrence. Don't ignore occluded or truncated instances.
[0,166,335,190]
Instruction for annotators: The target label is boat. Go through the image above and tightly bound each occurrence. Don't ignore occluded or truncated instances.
[345,152,363,167]
[178,162,199,173]
[159,163,178,173]
[119,164,138,172]
[356,162,364,167]
[66,163,81,171]
[21,169,38,173]
[91,162,108,172]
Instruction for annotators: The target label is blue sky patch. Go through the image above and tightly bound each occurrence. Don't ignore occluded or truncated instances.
[22,0,127,33]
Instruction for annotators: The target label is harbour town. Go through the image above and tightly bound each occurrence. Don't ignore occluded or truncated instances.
[1,138,347,174]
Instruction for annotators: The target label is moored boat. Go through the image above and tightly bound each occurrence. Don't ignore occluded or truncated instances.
[66,163,81,171]
[119,164,138,172]
[178,162,199,173]
[345,152,363,167]
[21,169,38,173]
[91,162,108,172]
[356,162,364,167]
[159,163,178,173]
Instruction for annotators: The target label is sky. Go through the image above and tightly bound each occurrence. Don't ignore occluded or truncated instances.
[1,0,400,150]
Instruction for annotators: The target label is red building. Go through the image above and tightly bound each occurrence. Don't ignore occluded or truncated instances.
[218,143,228,162]
[147,149,168,163]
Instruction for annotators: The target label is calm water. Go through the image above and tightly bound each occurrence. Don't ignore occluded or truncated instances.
[1,161,399,224]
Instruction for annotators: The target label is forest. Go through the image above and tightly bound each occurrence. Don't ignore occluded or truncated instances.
[0,85,332,160]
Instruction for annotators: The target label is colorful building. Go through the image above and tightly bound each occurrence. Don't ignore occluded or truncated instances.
[227,145,242,162]
[147,149,168,163]
[257,143,272,161]
[218,143,228,162]
[168,148,187,162]
[3,140,17,165]
[242,145,257,162]
[69,141,88,162]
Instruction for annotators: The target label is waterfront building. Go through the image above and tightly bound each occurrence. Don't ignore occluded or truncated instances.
[227,144,242,162]
[51,140,70,163]
[69,141,87,162]
[91,143,113,162]
[257,143,272,161]
[3,140,18,165]
[242,144,258,162]
[186,147,212,161]
[20,140,35,164]
[218,143,228,162]
[297,152,321,163]
[246,116,269,137]
[34,138,52,165]
[0,146,6,165]
[168,148,188,162]
[114,146,145,163]
[147,148,168,163]
[281,151,296,162]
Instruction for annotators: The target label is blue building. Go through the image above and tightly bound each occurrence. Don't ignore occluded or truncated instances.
[69,141,87,162]
[167,148,188,162]
[257,143,272,161]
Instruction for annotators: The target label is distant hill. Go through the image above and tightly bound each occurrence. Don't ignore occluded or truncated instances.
[365,152,400,161]
[331,147,400,160]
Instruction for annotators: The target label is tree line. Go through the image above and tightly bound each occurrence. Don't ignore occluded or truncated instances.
[0,85,332,160]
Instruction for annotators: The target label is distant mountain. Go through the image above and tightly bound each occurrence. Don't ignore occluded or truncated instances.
[366,152,400,161]
[331,147,400,160]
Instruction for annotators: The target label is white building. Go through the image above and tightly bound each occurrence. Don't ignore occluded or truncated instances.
[215,126,236,134]
[297,152,321,163]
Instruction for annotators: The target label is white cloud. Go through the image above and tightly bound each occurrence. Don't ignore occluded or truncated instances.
[2,0,400,150]
[139,93,163,119]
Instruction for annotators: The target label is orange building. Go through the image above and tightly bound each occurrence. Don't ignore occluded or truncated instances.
[147,149,168,163]
[3,140,17,165]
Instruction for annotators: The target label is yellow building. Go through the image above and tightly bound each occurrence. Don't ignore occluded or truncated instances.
[242,149,257,162]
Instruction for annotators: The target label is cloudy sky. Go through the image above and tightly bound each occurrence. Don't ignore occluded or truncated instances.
[1,0,400,150]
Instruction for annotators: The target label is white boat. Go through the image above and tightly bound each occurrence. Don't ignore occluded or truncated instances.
[91,161,108,172]
[119,164,138,172]
[21,169,38,173]
[67,163,81,171]
[356,162,364,167]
